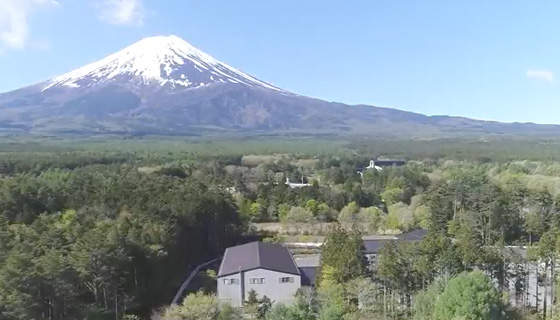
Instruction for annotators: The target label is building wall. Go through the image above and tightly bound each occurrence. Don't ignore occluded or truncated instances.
[218,269,301,306]
[506,262,554,311]
[366,252,555,311]
[218,272,243,306]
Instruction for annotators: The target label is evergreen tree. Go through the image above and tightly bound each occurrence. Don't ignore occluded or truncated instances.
[318,223,365,286]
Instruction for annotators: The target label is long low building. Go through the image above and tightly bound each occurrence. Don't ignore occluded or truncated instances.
[284,229,428,255]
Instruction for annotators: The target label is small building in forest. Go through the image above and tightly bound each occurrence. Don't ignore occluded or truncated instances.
[217,232,554,312]
[284,229,429,286]
[502,246,553,311]
[285,177,312,188]
[217,242,303,306]
[358,159,406,176]
[371,159,406,167]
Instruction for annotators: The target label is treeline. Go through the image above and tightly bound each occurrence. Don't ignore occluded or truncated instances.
[3,138,560,319]
[0,163,244,320]
[4,136,560,161]
[233,155,560,238]
[231,155,430,228]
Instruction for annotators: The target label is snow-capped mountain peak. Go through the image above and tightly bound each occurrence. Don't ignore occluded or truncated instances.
[43,35,284,92]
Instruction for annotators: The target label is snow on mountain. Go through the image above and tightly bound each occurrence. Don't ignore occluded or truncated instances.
[7,35,560,138]
[42,35,284,92]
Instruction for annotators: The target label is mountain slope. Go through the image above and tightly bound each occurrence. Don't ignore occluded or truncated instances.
[0,35,559,137]
[43,35,284,92]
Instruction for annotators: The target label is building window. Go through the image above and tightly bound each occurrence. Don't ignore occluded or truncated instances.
[279,277,294,283]
[249,278,265,284]
[223,278,239,285]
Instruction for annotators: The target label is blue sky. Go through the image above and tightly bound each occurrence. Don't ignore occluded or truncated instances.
[1,1,559,124]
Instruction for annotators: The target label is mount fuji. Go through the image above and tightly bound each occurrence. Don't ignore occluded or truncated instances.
[1,35,560,137]
[41,35,284,93]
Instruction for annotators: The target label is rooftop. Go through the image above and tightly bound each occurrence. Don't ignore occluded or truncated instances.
[294,254,321,267]
[218,242,300,277]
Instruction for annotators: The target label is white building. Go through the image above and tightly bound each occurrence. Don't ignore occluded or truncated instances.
[217,242,303,306]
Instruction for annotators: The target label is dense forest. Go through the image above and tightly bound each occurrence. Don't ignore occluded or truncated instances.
[0,150,244,319]
[2,137,560,319]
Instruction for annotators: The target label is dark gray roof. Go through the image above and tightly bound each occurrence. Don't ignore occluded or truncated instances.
[294,255,321,268]
[363,239,390,254]
[364,230,428,254]
[396,229,428,241]
[374,160,406,167]
[293,255,320,286]
[218,242,300,277]
[299,267,318,286]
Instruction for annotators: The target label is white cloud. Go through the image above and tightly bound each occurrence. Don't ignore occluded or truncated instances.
[98,0,145,26]
[0,0,58,50]
[526,69,555,83]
